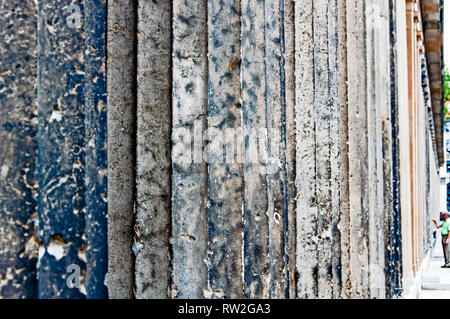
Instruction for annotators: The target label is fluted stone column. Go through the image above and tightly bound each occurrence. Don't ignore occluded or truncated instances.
[105,0,136,299]
[135,0,172,299]
[0,0,38,299]
[2,0,442,300]
[171,0,208,299]
[37,0,108,298]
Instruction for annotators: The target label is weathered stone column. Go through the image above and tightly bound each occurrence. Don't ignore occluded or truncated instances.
[314,0,334,299]
[135,0,172,299]
[338,0,351,299]
[37,0,87,298]
[0,0,38,299]
[295,0,346,299]
[105,0,137,299]
[264,0,296,299]
[84,0,108,299]
[171,0,208,299]
[36,0,108,298]
[329,0,347,300]
[283,0,298,300]
[346,0,370,298]
[0,0,432,300]
[206,0,244,299]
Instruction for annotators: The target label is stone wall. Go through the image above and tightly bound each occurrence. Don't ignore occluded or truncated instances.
[0,0,443,299]
[105,0,410,299]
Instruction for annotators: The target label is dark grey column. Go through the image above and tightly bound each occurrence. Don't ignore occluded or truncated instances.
[171,0,208,299]
[105,0,137,299]
[0,0,38,299]
[346,0,370,298]
[135,0,172,299]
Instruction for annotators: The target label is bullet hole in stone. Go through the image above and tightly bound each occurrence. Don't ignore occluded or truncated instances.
[274,213,281,223]
[112,23,120,32]
[73,144,81,154]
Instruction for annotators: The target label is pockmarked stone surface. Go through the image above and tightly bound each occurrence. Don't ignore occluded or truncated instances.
[0,0,443,300]
[36,0,108,298]
[105,0,136,300]
[0,0,38,299]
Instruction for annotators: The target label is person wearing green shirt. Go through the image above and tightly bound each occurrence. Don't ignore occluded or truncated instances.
[433,212,450,268]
